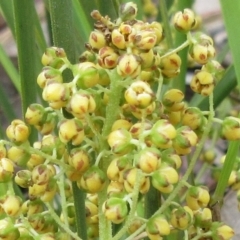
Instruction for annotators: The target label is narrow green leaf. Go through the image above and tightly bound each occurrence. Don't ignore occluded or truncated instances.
[0,44,20,92]
[220,0,240,87]
[0,82,17,121]
[211,141,240,206]
[0,0,15,38]
[13,0,39,142]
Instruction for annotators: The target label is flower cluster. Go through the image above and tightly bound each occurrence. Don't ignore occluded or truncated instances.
[0,2,237,240]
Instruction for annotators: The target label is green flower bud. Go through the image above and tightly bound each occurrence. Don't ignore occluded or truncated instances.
[28,214,45,232]
[123,167,150,194]
[6,119,29,144]
[194,207,212,228]
[186,186,210,210]
[58,118,84,146]
[74,62,99,89]
[78,166,106,193]
[128,217,145,234]
[25,104,46,126]
[119,2,137,21]
[37,66,63,89]
[125,80,154,108]
[15,169,32,188]
[89,30,106,50]
[162,149,182,169]
[150,119,176,149]
[0,219,20,239]
[97,67,111,86]
[42,81,70,109]
[102,197,128,224]
[146,214,171,239]
[41,47,66,67]
[29,183,48,198]
[173,126,198,155]
[170,206,193,230]
[221,116,240,141]
[130,121,152,139]
[134,147,161,173]
[7,146,30,167]
[107,128,134,155]
[107,156,131,182]
[87,223,99,239]
[79,50,96,63]
[111,119,132,131]
[173,8,196,32]
[0,143,7,159]
[130,102,156,119]
[1,194,22,216]
[117,54,141,79]
[160,52,181,78]
[66,91,96,118]
[201,60,225,82]
[201,148,216,164]
[27,153,45,170]
[0,157,14,182]
[98,46,119,69]
[162,89,185,112]
[69,148,90,173]
[152,163,179,193]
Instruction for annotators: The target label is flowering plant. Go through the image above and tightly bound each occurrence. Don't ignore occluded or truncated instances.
[0,1,240,239]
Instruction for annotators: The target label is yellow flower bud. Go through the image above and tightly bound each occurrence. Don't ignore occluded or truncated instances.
[211,223,234,240]
[119,2,137,21]
[25,104,46,126]
[148,21,164,44]
[129,121,152,139]
[221,116,240,141]
[130,102,156,119]
[41,47,66,67]
[107,156,131,182]
[74,62,100,89]
[1,195,22,217]
[146,215,171,239]
[134,30,157,50]
[69,148,90,173]
[150,119,177,149]
[29,183,48,198]
[27,153,45,170]
[107,181,125,197]
[31,164,51,185]
[7,146,30,167]
[160,52,182,78]
[78,166,106,193]
[139,49,155,69]
[125,80,154,108]
[170,206,193,230]
[111,119,132,131]
[66,91,96,118]
[98,46,119,69]
[40,178,58,202]
[0,158,14,182]
[85,200,98,224]
[182,107,205,130]
[42,81,70,109]
[107,128,133,155]
[111,28,127,49]
[58,118,84,146]
[6,119,29,144]
[134,147,161,173]
[123,167,150,194]
[89,30,106,50]
[173,8,196,32]
[186,186,210,210]
[194,207,212,228]
[117,54,141,79]
[162,89,185,112]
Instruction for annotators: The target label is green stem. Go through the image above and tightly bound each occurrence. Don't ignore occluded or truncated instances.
[45,202,82,240]
[159,0,173,48]
[98,69,124,240]
[112,170,144,240]
[127,93,215,240]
